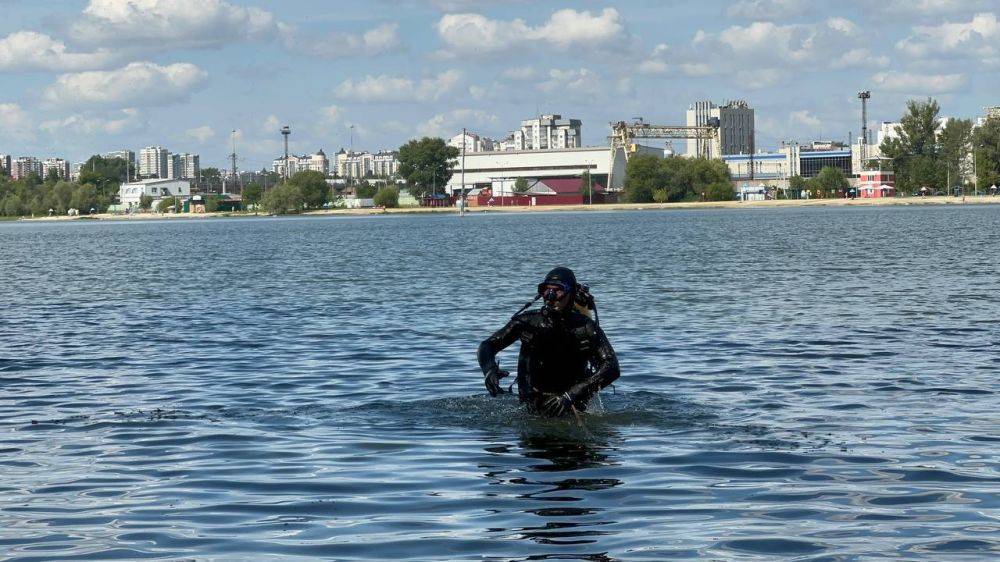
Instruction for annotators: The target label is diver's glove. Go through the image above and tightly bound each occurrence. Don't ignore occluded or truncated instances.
[484,367,510,397]
[541,392,575,417]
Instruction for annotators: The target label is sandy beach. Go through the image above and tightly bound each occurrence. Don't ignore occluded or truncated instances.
[16,195,1000,222]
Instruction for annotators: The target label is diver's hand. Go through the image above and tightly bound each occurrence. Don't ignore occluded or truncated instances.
[541,392,574,417]
[484,368,510,397]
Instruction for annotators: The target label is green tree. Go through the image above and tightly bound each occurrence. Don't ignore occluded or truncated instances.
[261,184,305,214]
[200,167,223,193]
[356,180,377,198]
[373,185,399,208]
[579,171,595,198]
[704,181,735,201]
[973,117,1000,189]
[78,155,133,200]
[287,170,329,208]
[69,183,99,213]
[513,177,530,193]
[623,154,662,202]
[788,175,808,198]
[397,137,460,198]
[139,194,153,210]
[3,194,23,216]
[812,166,850,198]
[243,182,263,209]
[880,98,943,194]
[938,118,973,191]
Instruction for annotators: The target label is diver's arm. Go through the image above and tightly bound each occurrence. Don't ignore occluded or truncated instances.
[568,325,620,402]
[477,316,524,395]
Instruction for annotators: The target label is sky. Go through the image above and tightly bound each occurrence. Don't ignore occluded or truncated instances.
[1,0,999,171]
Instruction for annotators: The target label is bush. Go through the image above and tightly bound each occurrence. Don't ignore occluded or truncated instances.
[704,181,735,201]
[139,195,153,210]
[156,197,178,213]
[373,186,399,208]
[261,184,305,214]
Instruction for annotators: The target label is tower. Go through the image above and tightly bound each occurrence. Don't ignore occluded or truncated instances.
[281,125,291,180]
[858,90,870,168]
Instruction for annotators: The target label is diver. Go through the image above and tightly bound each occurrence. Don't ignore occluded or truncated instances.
[477,267,620,417]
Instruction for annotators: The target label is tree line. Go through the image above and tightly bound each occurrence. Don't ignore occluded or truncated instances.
[0,155,130,217]
[623,155,734,203]
[879,97,1000,194]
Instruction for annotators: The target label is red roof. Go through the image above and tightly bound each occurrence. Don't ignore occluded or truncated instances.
[536,178,606,194]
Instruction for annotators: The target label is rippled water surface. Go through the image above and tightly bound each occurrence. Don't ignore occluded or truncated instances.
[2,207,999,561]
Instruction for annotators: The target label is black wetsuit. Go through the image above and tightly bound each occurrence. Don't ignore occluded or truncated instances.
[477,306,619,414]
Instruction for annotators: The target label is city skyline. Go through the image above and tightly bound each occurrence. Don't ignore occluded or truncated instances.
[1,1,999,170]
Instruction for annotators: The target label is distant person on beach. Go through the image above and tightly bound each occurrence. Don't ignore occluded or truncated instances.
[477,267,620,417]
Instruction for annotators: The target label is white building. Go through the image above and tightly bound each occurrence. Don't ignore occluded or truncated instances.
[42,157,71,180]
[446,145,632,193]
[273,149,329,177]
[104,149,135,166]
[139,146,169,179]
[332,149,398,179]
[9,156,42,180]
[512,114,581,151]
[687,100,754,157]
[118,178,191,207]
[371,150,398,177]
[449,132,495,153]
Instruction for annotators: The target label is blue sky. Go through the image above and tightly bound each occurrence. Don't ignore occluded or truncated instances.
[1,0,999,171]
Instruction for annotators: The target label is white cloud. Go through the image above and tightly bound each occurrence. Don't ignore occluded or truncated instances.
[40,108,142,136]
[436,8,623,55]
[281,22,401,57]
[0,31,116,71]
[43,62,208,108]
[72,0,279,49]
[637,43,670,74]
[727,0,811,20]
[502,66,537,80]
[832,48,890,69]
[416,108,498,138]
[868,0,989,18]
[261,114,282,132]
[871,71,967,93]
[320,105,341,123]
[735,68,786,89]
[790,109,821,129]
[0,102,31,138]
[896,13,1000,59]
[538,68,596,93]
[334,69,460,102]
[691,17,874,71]
[186,125,215,142]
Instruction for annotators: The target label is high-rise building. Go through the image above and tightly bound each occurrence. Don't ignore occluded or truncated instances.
[371,150,399,177]
[139,146,169,179]
[178,153,200,179]
[42,158,71,180]
[449,132,495,153]
[0,154,10,176]
[104,149,135,166]
[166,153,182,179]
[512,115,581,151]
[10,156,43,180]
[686,100,754,157]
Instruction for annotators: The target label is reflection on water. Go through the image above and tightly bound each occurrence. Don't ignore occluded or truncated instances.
[484,424,623,561]
[2,207,999,560]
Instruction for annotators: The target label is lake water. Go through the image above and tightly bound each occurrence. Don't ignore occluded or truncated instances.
[1,206,998,561]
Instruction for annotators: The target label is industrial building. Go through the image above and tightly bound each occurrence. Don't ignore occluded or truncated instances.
[724,142,854,181]
[446,144,663,194]
[687,100,754,157]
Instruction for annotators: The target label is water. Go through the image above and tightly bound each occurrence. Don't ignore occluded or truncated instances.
[1,206,998,561]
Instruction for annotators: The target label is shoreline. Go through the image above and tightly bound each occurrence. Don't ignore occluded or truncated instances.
[15,195,1000,222]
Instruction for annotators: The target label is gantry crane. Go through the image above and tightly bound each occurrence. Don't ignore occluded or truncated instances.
[607,117,721,190]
